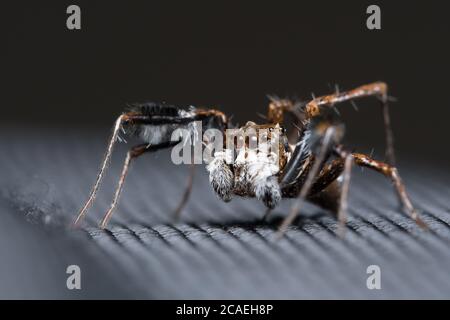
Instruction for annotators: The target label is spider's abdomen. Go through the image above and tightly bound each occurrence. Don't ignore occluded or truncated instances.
[126,102,197,145]
[131,102,182,118]
[125,103,228,147]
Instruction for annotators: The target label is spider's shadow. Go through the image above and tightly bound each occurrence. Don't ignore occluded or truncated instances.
[193,210,331,232]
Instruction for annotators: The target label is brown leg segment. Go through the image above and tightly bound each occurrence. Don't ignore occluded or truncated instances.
[278,146,426,237]
[267,97,299,124]
[266,96,309,144]
[351,153,427,228]
[303,150,426,230]
[304,82,396,165]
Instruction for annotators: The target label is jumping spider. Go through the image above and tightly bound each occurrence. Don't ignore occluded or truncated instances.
[73,82,427,235]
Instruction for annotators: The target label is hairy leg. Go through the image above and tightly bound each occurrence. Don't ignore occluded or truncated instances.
[267,96,304,124]
[277,126,337,237]
[99,144,148,229]
[304,82,395,164]
[280,147,426,236]
[350,152,427,228]
[74,103,229,227]
[99,141,179,229]
[74,113,138,227]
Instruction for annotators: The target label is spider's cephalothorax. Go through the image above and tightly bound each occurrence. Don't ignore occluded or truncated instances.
[73,82,427,235]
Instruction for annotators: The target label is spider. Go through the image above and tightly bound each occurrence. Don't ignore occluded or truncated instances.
[73,82,427,235]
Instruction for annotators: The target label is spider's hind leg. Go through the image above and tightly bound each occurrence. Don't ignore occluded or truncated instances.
[74,103,229,228]
[74,113,137,227]
[99,143,147,229]
[99,141,179,229]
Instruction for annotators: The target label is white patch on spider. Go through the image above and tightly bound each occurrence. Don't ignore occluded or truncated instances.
[247,147,281,208]
[254,176,281,208]
[231,141,282,208]
[139,124,175,145]
[206,150,235,202]
[140,109,197,145]
[187,119,200,146]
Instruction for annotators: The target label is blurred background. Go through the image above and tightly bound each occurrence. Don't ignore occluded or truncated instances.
[2,0,450,164]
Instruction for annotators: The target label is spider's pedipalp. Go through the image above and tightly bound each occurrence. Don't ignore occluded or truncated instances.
[254,175,281,209]
[206,150,234,202]
[247,151,282,209]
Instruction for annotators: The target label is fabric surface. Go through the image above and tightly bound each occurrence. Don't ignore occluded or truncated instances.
[0,128,449,299]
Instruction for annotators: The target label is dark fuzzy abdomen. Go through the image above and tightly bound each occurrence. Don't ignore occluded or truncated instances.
[127,102,186,118]
[124,102,195,142]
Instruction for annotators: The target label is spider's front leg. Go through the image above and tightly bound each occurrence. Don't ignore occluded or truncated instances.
[347,151,427,228]
[320,145,428,230]
[277,119,344,237]
[278,120,427,237]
